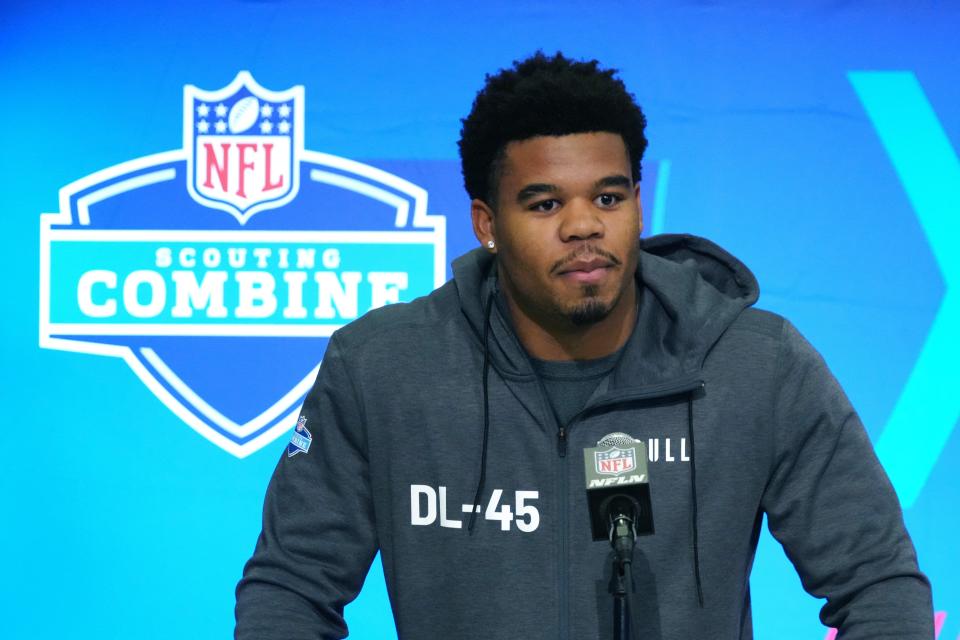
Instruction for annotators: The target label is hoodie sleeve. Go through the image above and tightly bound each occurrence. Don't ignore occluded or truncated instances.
[235,333,378,640]
[760,319,933,638]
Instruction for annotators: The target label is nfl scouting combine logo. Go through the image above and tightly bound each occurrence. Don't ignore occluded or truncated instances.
[39,72,446,457]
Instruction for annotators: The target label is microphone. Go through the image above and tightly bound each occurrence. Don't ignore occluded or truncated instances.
[585,432,651,640]
[583,432,654,548]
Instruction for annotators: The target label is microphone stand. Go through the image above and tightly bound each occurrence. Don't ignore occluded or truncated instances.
[610,513,642,640]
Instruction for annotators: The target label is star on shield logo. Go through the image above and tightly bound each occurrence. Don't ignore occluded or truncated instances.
[184,72,302,224]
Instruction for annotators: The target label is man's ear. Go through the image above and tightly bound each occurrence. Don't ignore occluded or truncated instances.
[635,183,643,236]
[471,199,497,253]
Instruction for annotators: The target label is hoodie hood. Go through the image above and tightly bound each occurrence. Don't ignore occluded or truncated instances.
[452,233,761,603]
[451,233,759,388]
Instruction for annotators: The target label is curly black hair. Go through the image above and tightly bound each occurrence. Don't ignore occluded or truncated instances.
[458,51,648,205]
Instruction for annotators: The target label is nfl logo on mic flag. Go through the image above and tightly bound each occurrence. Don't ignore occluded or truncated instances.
[595,446,637,475]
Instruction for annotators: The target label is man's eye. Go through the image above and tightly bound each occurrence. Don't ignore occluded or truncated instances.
[531,199,560,213]
[596,193,624,207]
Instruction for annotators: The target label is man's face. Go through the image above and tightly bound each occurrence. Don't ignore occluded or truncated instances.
[474,132,642,330]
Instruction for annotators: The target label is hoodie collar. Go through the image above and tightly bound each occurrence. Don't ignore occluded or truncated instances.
[452,233,759,390]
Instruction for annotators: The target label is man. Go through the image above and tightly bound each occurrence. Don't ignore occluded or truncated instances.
[235,52,933,639]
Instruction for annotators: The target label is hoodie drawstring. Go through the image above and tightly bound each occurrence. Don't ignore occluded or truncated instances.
[688,388,704,607]
[467,291,495,534]
[468,289,706,610]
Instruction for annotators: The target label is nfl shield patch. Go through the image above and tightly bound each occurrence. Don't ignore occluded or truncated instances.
[287,416,312,457]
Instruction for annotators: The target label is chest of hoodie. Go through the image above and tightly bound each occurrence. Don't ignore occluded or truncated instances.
[354,346,562,637]
[564,388,775,638]
[356,348,775,638]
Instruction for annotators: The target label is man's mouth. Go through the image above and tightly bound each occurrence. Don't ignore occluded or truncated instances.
[556,257,616,284]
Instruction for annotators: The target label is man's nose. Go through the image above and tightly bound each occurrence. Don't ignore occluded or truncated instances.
[559,198,604,241]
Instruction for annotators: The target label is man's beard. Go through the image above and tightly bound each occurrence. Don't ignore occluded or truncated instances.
[566,285,613,326]
[548,245,633,327]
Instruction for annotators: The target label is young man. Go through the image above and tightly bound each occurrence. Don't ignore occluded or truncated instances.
[235,53,933,639]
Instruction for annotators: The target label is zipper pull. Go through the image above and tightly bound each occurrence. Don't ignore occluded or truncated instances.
[557,426,567,457]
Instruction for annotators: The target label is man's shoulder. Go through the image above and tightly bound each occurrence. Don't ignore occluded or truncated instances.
[726,306,784,341]
[721,308,825,368]
[707,307,788,366]
[333,278,463,349]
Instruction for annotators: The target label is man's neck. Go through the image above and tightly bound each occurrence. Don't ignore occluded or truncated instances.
[500,284,637,362]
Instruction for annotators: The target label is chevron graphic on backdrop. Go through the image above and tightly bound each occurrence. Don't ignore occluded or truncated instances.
[849,71,960,508]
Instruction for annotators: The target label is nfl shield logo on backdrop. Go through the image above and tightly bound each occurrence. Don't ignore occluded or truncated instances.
[184,71,302,224]
[595,447,637,476]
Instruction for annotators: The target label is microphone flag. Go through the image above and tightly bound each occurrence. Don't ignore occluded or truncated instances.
[583,432,654,541]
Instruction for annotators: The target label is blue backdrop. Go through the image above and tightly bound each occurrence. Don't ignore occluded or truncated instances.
[2,2,957,638]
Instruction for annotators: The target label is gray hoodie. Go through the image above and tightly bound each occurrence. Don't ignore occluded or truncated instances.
[235,234,933,639]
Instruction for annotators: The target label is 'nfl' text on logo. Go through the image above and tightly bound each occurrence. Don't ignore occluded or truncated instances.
[185,73,301,224]
[595,447,637,475]
[39,72,446,458]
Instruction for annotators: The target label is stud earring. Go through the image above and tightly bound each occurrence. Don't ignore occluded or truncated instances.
[487,240,496,249]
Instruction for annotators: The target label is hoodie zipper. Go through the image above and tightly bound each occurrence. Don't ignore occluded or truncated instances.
[534,358,702,639]
[540,394,570,639]
[531,377,570,640]
[557,435,569,640]
[555,376,704,640]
